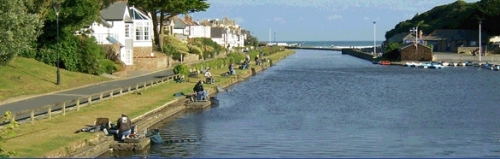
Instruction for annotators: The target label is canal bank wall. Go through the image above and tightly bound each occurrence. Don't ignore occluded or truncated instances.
[341,49,375,61]
[60,51,295,158]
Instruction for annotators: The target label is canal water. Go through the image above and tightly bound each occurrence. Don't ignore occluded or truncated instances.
[103,50,500,158]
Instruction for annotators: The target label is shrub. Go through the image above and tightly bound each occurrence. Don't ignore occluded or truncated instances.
[173,64,189,76]
[99,59,116,74]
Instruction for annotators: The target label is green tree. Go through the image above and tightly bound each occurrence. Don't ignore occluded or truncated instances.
[0,0,42,66]
[128,0,210,50]
[245,34,259,48]
[0,111,19,157]
[383,42,402,53]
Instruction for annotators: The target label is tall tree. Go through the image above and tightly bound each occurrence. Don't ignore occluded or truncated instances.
[0,0,43,66]
[128,0,210,51]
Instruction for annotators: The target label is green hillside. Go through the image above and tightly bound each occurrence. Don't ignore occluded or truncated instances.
[385,0,500,40]
[0,57,110,102]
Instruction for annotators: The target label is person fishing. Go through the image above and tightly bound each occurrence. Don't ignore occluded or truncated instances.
[117,113,132,140]
[193,80,208,101]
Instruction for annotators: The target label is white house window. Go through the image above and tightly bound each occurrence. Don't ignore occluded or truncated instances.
[125,24,130,38]
[135,22,150,40]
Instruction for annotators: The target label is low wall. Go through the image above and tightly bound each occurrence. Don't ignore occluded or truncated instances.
[341,49,375,61]
[64,51,295,158]
[457,47,477,54]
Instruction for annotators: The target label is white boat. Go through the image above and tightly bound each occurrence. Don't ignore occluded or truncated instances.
[420,62,431,69]
[451,62,458,67]
[441,62,449,67]
[405,62,416,67]
[429,62,444,69]
[458,62,466,66]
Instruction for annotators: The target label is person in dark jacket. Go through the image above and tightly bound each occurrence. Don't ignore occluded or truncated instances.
[117,114,132,140]
[228,63,235,75]
[193,80,208,101]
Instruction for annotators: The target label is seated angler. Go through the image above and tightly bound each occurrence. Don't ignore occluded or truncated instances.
[204,69,214,84]
[193,80,208,101]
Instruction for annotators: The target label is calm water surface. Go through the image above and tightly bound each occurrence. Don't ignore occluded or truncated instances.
[103,50,500,158]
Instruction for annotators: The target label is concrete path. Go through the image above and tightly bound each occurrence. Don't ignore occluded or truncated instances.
[433,52,500,63]
[0,68,174,120]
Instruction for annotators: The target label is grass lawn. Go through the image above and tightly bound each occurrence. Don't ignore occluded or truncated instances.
[0,57,111,102]
[2,50,295,157]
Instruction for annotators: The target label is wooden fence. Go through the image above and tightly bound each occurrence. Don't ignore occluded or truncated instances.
[5,74,179,125]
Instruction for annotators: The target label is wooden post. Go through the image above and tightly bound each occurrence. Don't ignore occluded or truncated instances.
[88,96,92,105]
[75,99,79,112]
[110,91,114,99]
[143,82,147,89]
[11,113,15,123]
[100,93,103,102]
[30,110,34,123]
[135,84,138,91]
[128,86,131,92]
[48,106,52,119]
[151,81,154,86]
[120,88,123,94]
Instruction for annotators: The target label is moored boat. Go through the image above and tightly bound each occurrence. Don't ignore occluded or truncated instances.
[380,61,391,65]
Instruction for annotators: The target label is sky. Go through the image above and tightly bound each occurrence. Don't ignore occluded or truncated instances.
[189,0,479,42]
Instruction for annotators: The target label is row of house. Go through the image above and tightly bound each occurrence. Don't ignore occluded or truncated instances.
[384,29,489,53]
[89,1,250,66]
[164,16,248,49]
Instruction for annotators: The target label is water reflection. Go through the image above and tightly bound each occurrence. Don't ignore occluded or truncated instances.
[107,50,500,158]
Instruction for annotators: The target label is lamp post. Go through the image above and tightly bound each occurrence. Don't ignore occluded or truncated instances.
[479,20,482,62]
[54,3,61,85]
[373,21,376,55]
[274,32,276,44]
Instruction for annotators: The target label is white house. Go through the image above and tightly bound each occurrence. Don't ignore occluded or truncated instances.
[90,1,134,65]
[210,27,227,48]
[88,2,154,65]
[173,17,189,36]
[189,25,211,38]
[128,6,154,57]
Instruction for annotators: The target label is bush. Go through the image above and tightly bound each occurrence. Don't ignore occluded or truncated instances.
[102,44,120,62]
[99,59,116,74]
[173,64,189,76]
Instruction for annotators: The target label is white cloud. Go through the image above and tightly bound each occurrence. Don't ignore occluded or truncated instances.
[273,17,286,23]
[327,14,343,21]
[363,17,369,20]
[208,0,479,12]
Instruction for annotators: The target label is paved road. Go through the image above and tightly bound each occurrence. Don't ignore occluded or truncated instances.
[0,68,175,120]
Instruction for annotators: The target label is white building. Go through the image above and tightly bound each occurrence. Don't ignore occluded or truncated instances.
[88,2,154,65]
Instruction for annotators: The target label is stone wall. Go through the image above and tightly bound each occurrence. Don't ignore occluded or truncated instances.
[126,56,171,71]
[457,47,477,54]
[341,49,375,61]
[133,46,153,58]
[182,53,199,63]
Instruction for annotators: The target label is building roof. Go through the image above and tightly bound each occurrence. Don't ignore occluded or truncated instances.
[98,16,112,27]
[100,1,132,22]
[211,27,224,38]
[399,43,432,50]
[386,32,416,43]
[425,29,488,41]
[173,18,187,29]
[129,7,150,21]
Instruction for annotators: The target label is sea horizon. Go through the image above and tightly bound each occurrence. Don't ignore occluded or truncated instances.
[262,40,384,49]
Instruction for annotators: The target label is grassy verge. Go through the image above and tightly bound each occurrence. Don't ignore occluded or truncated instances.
[0,57,110,102]
[3,50,295,157]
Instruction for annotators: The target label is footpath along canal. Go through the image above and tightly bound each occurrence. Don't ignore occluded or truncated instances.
[103,49,500,158]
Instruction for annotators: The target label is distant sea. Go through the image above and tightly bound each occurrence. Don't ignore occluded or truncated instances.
[275,41,383,49]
